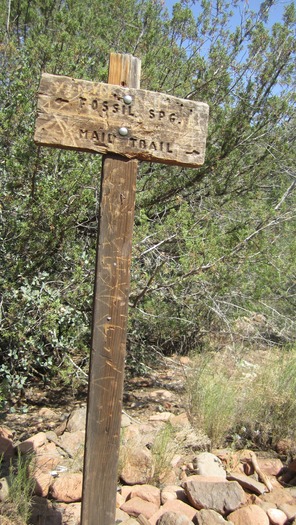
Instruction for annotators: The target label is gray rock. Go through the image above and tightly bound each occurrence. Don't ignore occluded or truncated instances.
[227,472,267,495]
[195,508,233,524]
[67,406,87,432]
[183,475,246,515]
[193,452,226,478]
[0,476,10,501]
[156,511,192,524]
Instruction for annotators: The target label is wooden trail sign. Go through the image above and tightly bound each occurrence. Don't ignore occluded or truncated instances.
[35,73,209,167]
[34,53,208,525]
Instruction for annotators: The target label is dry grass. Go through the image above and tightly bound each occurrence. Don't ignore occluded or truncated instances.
[186,344,296,449]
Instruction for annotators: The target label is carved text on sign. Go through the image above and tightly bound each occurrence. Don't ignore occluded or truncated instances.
[34,73,209,167]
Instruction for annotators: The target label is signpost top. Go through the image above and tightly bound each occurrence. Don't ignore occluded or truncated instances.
[34,73,209,168]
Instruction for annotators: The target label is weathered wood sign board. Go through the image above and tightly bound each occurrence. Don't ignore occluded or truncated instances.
[34,73,209,167]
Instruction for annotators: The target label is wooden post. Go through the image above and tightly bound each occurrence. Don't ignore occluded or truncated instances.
[33,51,209,525]
[80,53,141,525]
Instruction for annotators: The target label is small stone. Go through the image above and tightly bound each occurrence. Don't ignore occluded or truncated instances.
[34,442,60,473]
[195,508,231,524]
[161,485,188,505]
[149,390,174,400]
[120,447,154,485]
[156,511,192,525]
[149,413,173,422]
[227,472,267,495]
[266,508,288,525]
[257,457,284,477]
[261,487,296,506]
[59,430,85,458]
[228,504,269,525]
[38,407,58,419]
[67,406,87,432]
[34,471,54,497]
[279,503,296,520]
[121,413,131,428]
[127,484,161,507]
[183,475,246,515]
[169,413,190,428]
[17,432,48,454]
[193,452,226,478]
[120,496,158,519]
[50,472,83,502]
[0,477,10,501]
[149,499,198,525]
[115,507,130,523]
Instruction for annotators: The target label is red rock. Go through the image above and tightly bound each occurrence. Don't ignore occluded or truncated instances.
[149,499,197,525]
[159,468,179,486]
[261,487,296,506]
[34,442,60,473]
[58,430,85,458]
[120,447,154,485]
[127,484,161,507]
[34,471,54,497]
[120,496,158,519]
[288,460,296,473]
[18,432,47,454]
[121,485,133,501]
[0,426,13,439]
[228,504,269,525]
[227,472,267,495]
[50,472,83,502]
[0,426,14,459]
[161,485,188,504]
[257,457,283,477]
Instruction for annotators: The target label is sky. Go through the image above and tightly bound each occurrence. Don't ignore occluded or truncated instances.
[164,0,291,28]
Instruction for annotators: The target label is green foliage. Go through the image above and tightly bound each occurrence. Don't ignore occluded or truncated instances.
[0,0,295,393]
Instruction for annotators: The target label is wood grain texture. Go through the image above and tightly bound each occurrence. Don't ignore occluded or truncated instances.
[80,53,140,525]
[34,72,208,167]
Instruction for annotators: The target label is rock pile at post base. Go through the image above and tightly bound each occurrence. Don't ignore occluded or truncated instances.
[1,403,296,525]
